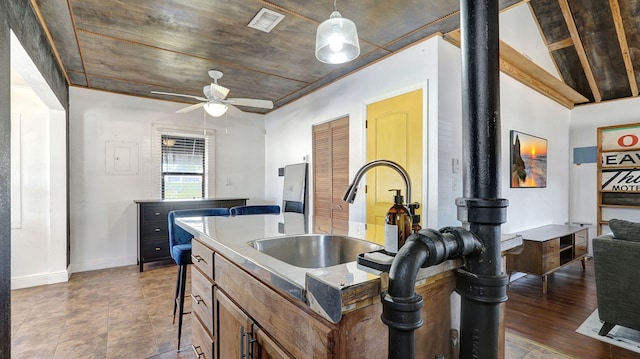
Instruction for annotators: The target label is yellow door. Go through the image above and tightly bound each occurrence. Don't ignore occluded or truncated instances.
[366,89,423,244]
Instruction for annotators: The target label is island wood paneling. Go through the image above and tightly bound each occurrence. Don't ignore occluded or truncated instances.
[215,254,336,359]
[215,251,459,359]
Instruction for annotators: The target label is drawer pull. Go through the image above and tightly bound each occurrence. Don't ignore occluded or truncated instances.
[192,345,205,358]
[155,212,161,216]
[155,247,161,251]
[193,294,204,304]
[191,254,206,263]
[154,228,161,232]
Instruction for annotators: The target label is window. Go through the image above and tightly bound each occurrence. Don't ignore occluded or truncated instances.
[161,134,205,199]
[150,124,215,200]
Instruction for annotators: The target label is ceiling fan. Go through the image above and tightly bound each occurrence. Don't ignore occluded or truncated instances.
[151,69,274,117]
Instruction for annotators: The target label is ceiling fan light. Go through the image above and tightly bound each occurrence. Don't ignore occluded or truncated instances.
[204,102,228,117]
[315,10,360,64]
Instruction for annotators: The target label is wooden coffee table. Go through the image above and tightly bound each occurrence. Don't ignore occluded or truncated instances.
[505,224,589,294]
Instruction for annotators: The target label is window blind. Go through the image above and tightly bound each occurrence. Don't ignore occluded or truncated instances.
[150,124,215,199]
[161,135,205,199]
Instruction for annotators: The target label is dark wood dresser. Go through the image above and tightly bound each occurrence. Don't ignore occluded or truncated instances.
[134,198,247,271]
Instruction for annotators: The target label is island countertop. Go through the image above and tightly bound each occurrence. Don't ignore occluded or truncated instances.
[176,212,463,323]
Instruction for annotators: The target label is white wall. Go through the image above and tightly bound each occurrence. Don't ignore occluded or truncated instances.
[499,4,560,79]
[264,4,572,237]
[500,75,572,233]
[69,88,266,272]
[498,4,573,233]
[570,97,640,238]
[436,37,463,228]
[57,2,577,274]
[10,86,68,288]
[265,37,443,236]
[10,31,68,289]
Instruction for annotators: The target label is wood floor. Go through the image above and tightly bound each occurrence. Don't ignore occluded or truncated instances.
[11,262,195,358]
[505,257,637,359]
[9,257,635,358]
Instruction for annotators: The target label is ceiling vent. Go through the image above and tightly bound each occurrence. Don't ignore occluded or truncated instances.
[247,8,285,33]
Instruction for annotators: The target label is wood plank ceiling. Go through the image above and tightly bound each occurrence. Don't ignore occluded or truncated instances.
[529,0,640,104]
[27,0,640,114]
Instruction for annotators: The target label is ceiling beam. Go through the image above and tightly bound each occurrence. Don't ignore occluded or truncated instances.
[609,0,638,97]
[498,40,588,107]
[526,2,565,89]
[444,30,588,109]
[557,0,602,102]
[547,38,573,52]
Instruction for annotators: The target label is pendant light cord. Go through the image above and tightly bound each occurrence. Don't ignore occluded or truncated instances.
[333,0,337,11]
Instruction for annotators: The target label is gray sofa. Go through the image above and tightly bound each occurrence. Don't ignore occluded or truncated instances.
[593,219,640,336]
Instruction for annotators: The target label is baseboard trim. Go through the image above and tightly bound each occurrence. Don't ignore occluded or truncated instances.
[508,271,528,283]
[11,269,70,290]
[69,256,137,273]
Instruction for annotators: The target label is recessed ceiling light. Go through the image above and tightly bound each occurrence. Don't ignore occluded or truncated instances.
[247,8,285,33]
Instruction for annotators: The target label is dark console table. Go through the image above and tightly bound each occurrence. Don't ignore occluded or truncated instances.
[134,198,247,271]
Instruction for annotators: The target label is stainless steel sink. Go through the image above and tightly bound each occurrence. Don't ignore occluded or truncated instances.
[249,234,383,268]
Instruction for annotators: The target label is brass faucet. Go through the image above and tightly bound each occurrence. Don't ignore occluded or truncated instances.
[343,159,421,231]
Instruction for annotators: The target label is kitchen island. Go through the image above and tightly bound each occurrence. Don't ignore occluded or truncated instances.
[177,213,461,358]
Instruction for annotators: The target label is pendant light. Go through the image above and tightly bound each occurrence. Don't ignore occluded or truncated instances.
[315,0,360,64]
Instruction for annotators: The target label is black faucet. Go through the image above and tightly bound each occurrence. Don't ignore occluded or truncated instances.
[343,159,421,231]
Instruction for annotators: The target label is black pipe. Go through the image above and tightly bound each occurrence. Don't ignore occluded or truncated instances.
[457,0,509,358]
[383,1,509,357]
[382,228,482,359]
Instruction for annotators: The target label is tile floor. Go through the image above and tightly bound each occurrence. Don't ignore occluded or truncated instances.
[10,262,572,359]
[11,262,193,359]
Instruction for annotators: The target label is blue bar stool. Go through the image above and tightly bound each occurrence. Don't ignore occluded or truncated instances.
[167,207,230,349]
[229,204,281,216]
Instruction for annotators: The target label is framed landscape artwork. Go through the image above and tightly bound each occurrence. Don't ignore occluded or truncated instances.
[510,130,547,188]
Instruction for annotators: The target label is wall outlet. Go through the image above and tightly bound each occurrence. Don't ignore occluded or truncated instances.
[354,223,365,237]
[452,158,460,173]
